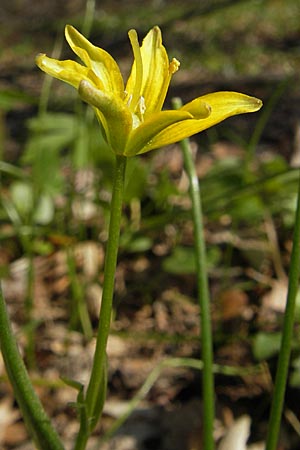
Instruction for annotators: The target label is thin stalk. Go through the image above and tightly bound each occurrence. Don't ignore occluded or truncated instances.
[81,0,96,38]
[24,251,36,369]
[99,357,263,446]
[265,169,300,450]
[173,97,215,450]
[38,36,63,116]
[0,161,27,179]
[74,154,127,450]
[67,248,93,340]
[0,285,64,450]
[246,78,289,166]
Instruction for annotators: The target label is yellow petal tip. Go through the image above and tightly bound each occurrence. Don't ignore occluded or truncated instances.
[254,97,263,110]
[35,53,46,68]
[242,94,263,112]
[65,24,74,35]
[36,53,45,59]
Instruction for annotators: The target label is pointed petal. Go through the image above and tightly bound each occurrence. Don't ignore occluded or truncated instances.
[181,92,262,118]
[65,25,124,96]
[136,92,262,154]
[124,105,209,157]
[79,80,132,154]
[126,27,177,116]
[36,54,99,88]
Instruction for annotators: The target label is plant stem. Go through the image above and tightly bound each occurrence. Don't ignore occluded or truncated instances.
[246,78,288,167]
[173,98,215,450]
[24,251,36,369]
[81,0,96,38]
[100,357,263,445]
[0,285,64,450]
[67,248,93,339]
[74,154,127,450]
[265,169,300,450]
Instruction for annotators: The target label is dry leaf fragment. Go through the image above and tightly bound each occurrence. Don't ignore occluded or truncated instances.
[218,415,251,450]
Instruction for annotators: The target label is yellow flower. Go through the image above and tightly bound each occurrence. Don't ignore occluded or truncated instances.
[36,25,262,157]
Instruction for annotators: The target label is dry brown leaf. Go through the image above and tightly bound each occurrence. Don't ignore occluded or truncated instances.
[217,289,250,321]
[262,278,288,313]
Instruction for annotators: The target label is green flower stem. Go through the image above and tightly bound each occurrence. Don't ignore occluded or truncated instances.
[266,169,300,450]
[0,285,64,450]
[74,154,127,450]
[173,97,215,450]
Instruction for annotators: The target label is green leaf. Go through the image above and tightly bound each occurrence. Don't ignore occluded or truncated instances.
[163,245,220,275]
[252,332,282,360]
[0,89,34,110]
[124,236,153,252]
[289,370,300,388]
[289,357,300,387]
[60,376,84,392]
[10,181,33,218]
[33,194,55,225]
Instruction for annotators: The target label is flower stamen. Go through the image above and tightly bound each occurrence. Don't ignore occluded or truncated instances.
[138,96,146,120]
[126,93,133,107]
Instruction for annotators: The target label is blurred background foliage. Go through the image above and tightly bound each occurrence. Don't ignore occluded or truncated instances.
[1,0,300,362]
[1,0,300,447]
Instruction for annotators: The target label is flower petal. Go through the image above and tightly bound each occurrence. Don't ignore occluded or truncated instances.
[36,54,99,88]
[136,92,262,154]
[125,26,176,116]
[65,25,124,96]
[124,106,208,157]
[181,91,262,118]
[79,80,132,154]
